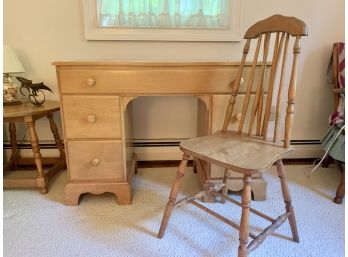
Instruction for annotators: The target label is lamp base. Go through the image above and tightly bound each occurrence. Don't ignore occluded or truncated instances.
[3,100,22,106]
[3,74,21,105]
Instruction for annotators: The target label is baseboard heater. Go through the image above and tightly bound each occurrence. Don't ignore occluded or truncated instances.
[3,139,324,161]
[3,141,62,162]
[3,142,59,150]
[132,139,324,161]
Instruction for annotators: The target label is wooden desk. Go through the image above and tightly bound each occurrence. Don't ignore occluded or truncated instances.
[54,61,270,205]
[3,101,66,194]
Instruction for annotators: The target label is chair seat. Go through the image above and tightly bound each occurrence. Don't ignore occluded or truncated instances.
[180,131,294,173]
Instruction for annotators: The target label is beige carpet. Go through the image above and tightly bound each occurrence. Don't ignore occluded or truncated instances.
[3,164,344,257]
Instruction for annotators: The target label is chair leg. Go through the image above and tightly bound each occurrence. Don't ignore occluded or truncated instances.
[276,159,299,242]
[158,153,190,239]
[238,174,252,257]
[333,161,345,204]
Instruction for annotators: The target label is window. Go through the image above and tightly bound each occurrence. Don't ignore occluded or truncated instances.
[83,0,243,41]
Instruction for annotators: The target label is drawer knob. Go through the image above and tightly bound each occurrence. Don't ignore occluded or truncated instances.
[240,77,244,85]
[236,112,242,121]
[232,112,242,123]
[229,77,244,88]
[90,157,100,166]
[86,77,96,87]
[87,114,97,123]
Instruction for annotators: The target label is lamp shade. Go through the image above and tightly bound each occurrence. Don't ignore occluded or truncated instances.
[3,45,25,73]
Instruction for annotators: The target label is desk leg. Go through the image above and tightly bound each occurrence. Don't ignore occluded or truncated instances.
[26,117,47,194]
[9,122,19,170]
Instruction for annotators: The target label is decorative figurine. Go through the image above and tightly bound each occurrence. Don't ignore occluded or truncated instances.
[16,77,53,106]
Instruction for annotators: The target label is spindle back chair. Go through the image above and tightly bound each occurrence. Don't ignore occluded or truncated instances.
[157,15,308,257]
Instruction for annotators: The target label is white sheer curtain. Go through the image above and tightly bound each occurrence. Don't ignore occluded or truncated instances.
[97,0,230,28]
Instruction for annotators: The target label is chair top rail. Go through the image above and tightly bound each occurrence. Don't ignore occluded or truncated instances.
[244,14,308,39]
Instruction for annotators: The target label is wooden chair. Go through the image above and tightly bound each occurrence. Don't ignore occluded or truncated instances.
[157,15,308,257]
[321,42,345,204]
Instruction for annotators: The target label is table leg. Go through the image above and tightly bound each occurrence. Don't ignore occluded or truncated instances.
[47,113,66,161]
[9,122,19,170]
[26,117,48,194]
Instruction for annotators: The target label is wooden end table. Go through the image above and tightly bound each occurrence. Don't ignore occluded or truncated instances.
[3,101,66,194]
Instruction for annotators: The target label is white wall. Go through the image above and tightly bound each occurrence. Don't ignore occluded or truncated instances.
[3,0,345,143]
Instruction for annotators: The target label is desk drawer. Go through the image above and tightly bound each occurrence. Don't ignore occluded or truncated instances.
[62,96,121,139]
[67,140,124,181]
[58,68,235,94]
[58,66,269,94]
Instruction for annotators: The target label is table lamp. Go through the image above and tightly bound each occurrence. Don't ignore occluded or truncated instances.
[3,45,25,105]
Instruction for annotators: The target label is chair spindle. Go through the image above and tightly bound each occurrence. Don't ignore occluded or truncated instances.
[274,33,290,142]
[238,36,262,133]
[222,39,251,131]
[284,36,301,148]
[249,33,271,136]
[262,32,282,139]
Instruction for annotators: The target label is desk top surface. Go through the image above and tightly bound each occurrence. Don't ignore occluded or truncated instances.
[52,61,243,67]
[4,101,60,119]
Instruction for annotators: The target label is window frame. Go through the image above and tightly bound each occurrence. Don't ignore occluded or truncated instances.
[83,0,244,41]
